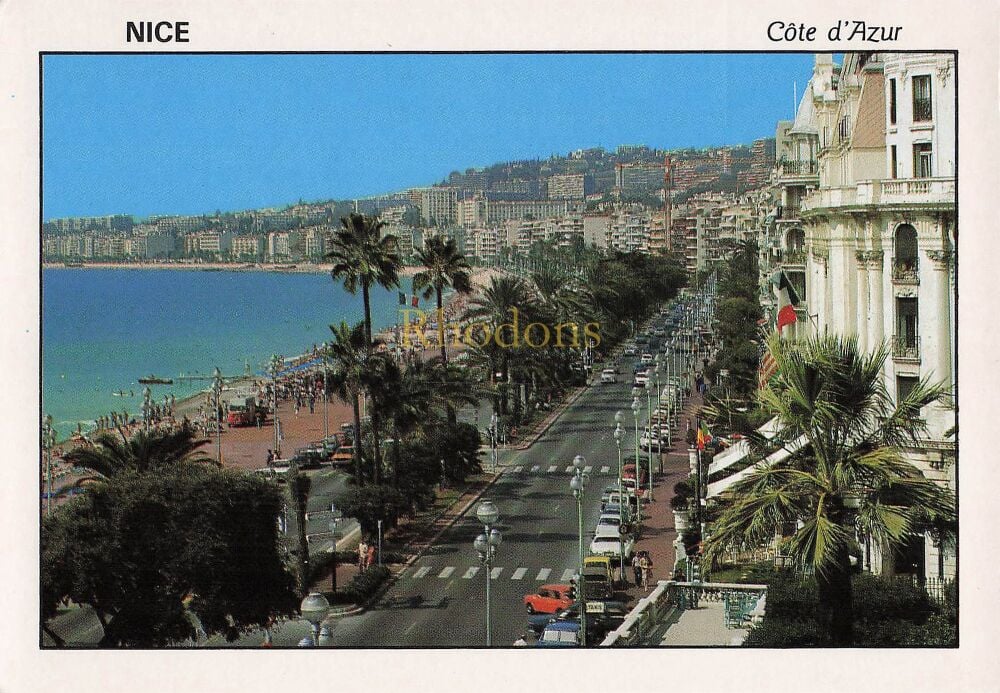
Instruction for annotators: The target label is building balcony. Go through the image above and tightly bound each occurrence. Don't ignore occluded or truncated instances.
[781,249,807,266]
[892,259,919,284]
[801,177,954,214]
[776,159,819,186]
[892,334,920,362]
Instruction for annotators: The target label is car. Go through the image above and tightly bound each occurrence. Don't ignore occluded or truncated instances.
[593,523,622,541]
[583,555,613,582]
[581,565,613,600]
[330,445,355,466]
[536,621,580,647]
[527,602,630,641]
[600,368,617,384]
[623,344,638,356]
[589,535,636,560]
[602,492,639,517]
[623,463,649,487]
[640,353,654,364]
[523,584,576,614]
[633,372,649,387]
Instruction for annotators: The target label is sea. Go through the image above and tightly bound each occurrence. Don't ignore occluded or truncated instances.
[42,267,415,439]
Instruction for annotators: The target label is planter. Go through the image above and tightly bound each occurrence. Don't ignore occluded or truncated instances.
[673,509,692,533]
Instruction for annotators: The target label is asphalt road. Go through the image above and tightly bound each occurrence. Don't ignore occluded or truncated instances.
[265,351,663,647]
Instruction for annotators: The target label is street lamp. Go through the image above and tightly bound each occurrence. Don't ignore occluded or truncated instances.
[612,417,626,585]
[570,454,588,647]
[490,411,499,472]
[299,591,330,647]
[631,396,641,477]
[212,367,224,464]
[141,386,152,432]
[474,500,502,647]
[42,414,56,516]
[269,354,283,458]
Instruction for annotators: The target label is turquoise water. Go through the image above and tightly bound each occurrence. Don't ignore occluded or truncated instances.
[42,268,410,439]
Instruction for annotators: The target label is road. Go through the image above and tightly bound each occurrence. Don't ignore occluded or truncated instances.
[263,349,678,647]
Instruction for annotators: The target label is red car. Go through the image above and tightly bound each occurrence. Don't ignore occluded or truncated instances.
[623,463,649,487]
[524,584,576,614]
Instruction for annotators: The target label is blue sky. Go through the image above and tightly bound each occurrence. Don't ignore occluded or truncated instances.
[43,53,815,219]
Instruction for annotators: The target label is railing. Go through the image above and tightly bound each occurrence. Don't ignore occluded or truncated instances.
[600,581,768,646]
[803,178,955,212]
[783,249,807,265]
[892,334,920,361]
[778,160,818,176]
[892,259,919,283]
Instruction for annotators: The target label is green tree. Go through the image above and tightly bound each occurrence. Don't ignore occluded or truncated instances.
[326,321,370,484]
[326,212,401,348]
[286,457,312,597]
[412,235,473,365]
[42,465,298,647]
[61,424,213,486]
[703,334,955,645]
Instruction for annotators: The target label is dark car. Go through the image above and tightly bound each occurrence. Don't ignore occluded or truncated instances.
[527,602,629,642]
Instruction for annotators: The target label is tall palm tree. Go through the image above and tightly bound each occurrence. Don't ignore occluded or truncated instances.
[703,334,955,645]
[62,425,212,487]
[326,213,402,349]
[464,275,536,416]
[412,236,473,365]
[325,321,371,485]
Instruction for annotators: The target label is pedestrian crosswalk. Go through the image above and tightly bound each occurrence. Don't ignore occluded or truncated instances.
[403,563,586,583]
[507,464,615,476]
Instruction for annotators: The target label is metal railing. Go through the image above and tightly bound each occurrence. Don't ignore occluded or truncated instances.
[913,97,933,122]
[892,259,919,283]
[783,249,807,265]
[892,334,920,361]
[778,160,818,176]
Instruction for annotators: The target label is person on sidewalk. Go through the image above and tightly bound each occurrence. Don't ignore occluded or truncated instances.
[639,552,652,589]
[632,553,642,586]
[358,539,369,570]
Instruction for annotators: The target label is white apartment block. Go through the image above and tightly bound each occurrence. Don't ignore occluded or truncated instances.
[794,52,956,581]
[546,173,587,199]
[418,187,459,227]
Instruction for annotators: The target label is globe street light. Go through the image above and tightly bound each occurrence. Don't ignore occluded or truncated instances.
[570,454,588,647]
[212,367,224,464]
[490,411,499,472]
[612,419,626,585]
[300,591,330,646]
[42,414,56,516]
[474,500,502,646]
[269,354,283,458]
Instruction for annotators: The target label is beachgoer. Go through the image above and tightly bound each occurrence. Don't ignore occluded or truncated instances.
[632,553,642,585]
[358,540,369,570]
[640,552,652,588]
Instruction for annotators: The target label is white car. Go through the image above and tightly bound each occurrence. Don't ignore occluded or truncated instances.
[633,372,649,387]
[600,368,618,384]
[590,535,636,560]
[640,353,654,364]
[593,523,622,541]
[623,344,638,356]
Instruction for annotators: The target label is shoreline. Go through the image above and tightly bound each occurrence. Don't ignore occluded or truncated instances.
[45,261,453,278]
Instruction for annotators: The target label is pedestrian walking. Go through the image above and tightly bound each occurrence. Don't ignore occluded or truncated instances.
[640,552,652,589]
[266,449,274,467]
[367,544,376,569]
[632,553,642,586]
[358,540,369,570]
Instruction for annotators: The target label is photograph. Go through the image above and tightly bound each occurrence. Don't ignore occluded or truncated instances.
[38,50,958,651]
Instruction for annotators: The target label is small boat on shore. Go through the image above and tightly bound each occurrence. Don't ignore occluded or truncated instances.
[138,375,173,385]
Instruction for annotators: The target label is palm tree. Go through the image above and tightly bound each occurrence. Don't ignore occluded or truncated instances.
[703,334,955,644]
[326,213,402,349]
[62,424,212,486]
[325,321,371,485]
[412,236,473,364]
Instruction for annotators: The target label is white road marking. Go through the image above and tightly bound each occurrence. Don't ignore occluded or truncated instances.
[584,465,593,474]
[438,566,455,579]
[600,466,610,473]
[511,567,527,580]
[412,566,431,579]
[560,568,576,582]
[513,466,524,473]
[403,623,417,635]
[463,566,480,579]
[564,465,574,473]
[531,465,540,473]
[490,567,503,580]
[547,465,558,473]
[535,568,552,581]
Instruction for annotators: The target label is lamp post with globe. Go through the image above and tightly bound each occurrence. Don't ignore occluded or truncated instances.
[612,415,626,585]
[473,500,502,646]
[299,592,330,647]
[569,454,588,646]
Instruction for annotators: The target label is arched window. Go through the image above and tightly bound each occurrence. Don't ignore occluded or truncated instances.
[893,224,919,281]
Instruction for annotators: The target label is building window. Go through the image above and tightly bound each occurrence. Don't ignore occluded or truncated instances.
[896,375,919,403]
[838,115,851,142]
[895,297,919,359]
[889,78,897,125]
[912,75,933,122]
[890,145,898,179]
[913,143,933,178]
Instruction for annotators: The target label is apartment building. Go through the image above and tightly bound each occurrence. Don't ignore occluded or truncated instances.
[794,52,956,581]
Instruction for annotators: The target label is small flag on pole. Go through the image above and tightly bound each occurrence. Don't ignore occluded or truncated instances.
[411,295,419,307]
[770,270,800,334]
[696,422,712,451]
[758,347,778,389]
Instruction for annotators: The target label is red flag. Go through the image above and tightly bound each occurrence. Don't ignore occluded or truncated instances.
[777,304,796,332]
[411,295,419,307]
